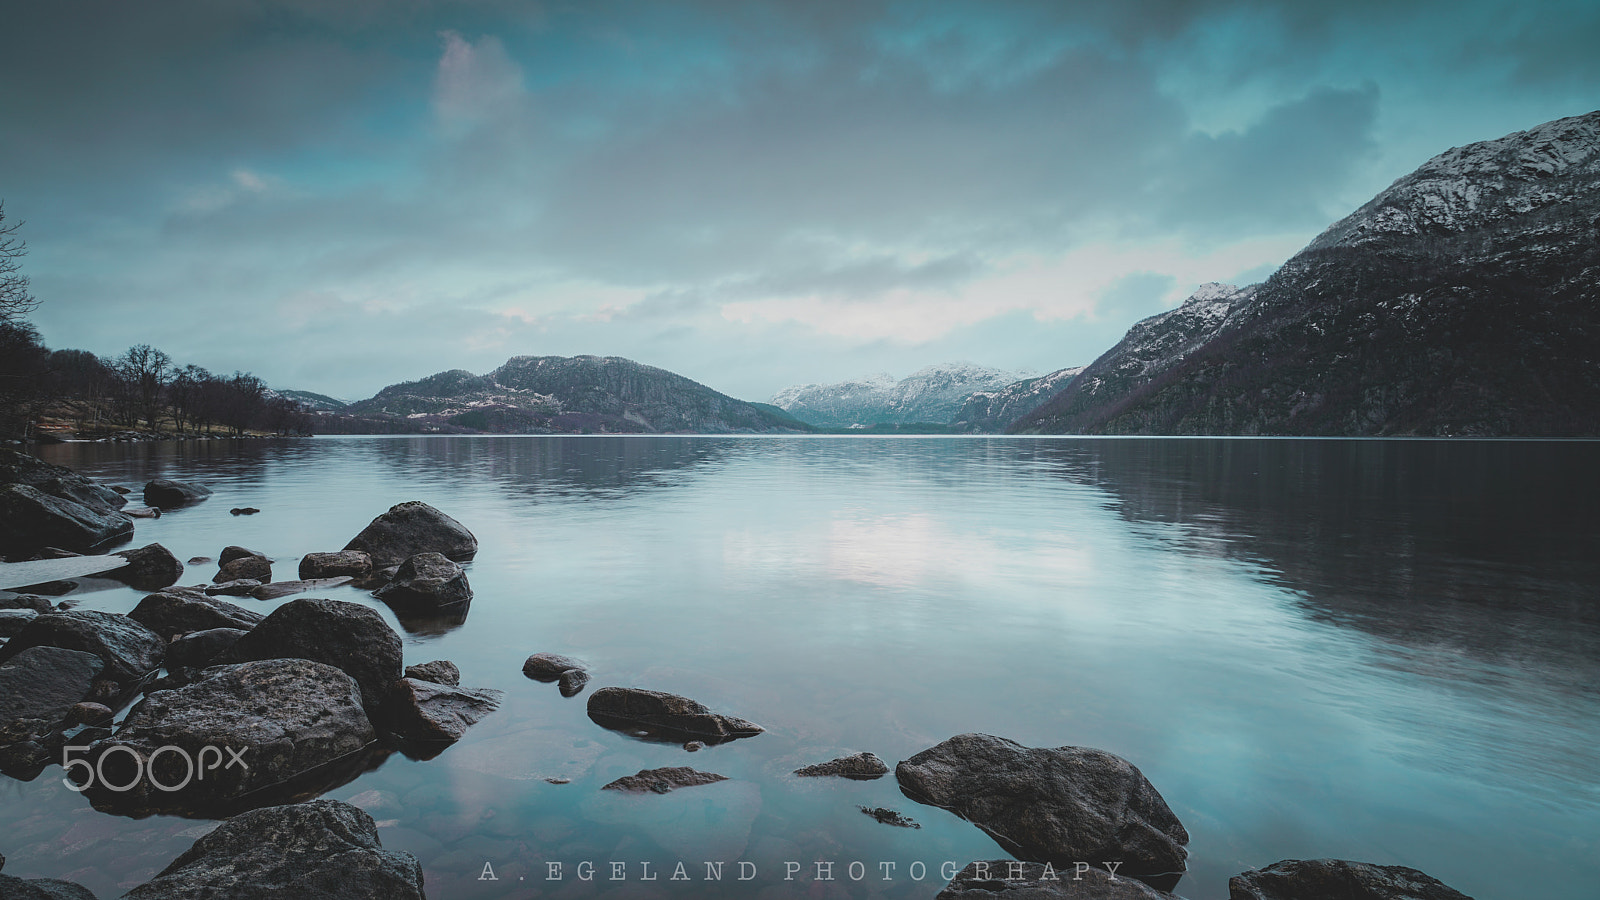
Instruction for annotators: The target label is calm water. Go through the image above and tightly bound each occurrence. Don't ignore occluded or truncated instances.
[6,436,1598,899]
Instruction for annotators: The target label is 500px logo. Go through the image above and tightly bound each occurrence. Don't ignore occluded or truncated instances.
[60,745,249,792]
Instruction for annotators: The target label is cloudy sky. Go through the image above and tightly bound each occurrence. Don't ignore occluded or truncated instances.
[3,0,1596,402]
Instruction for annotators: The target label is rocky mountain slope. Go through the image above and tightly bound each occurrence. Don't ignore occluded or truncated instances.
[951,365,1086,432]
[1014,110,1600,436]
[772,363,1026,427]
[346,355,804,434]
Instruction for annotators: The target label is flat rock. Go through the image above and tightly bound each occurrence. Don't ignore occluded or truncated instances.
[586,686,763,743]
[1228,859,1476,900]
[249,577,352,600]
[0,485,134,556]
[601,766,728,794]
[522,651,586,681]
[122,799,424,900]
[204,579,262,596]
[0,646,104,728]
[384,677,503,744]
[938,861,1178,899]
[221,597,402,712]
[298,550,372,580]
[0,874,98,900]
[795,751,889,779]
[343,500,478,568]
[110,543,185,591]
[215,555,271,583]
[896,733,1188,882]
[82,659,376,815]
[372,552,471,612]
[0,609,165,686]
[143,479,212,507]
[404,659,459,686]
[128,591,263,638]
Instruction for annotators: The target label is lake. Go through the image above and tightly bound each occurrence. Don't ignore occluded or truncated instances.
[6,436,1598,899]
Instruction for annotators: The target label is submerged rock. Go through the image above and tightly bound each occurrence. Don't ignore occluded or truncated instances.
[122,799,424,900]
[860,806,920,828]
[204,579,262,596]
[602,766,728,794]
[587,687,763,743]
[938,861,1178,899]
[249,577,352,601]
[896,733,1188,883]
[343,500,477,568]
[794,751,889,779]
[298,550,373,580]
[82,659,376,815]
[372,552,471,612]
[384,677,502,745]
[143,479,212,508]
[558,668,589,697]
[404,659,459,686]
[110,543,185,591]
[1228,859,1475,900]
[221,597,402,713]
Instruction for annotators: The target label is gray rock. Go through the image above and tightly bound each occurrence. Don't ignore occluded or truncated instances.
[794,751,889,779]
[0,646,104,728]
[110,543,185,591]
[0,874,98,900]
[0,608,39,637]
[221,598,402,713]
[215,555,271,584]
[557,668,589,697]
[860,806,919,828]
[0,483,134,555]
[203,580,262,596]
[586,686,763,743]
[372,552,471,612]
[522,652,585,681]
[122,799,424,900]
[343,500,477,568]
[896,733,1188,881]
[65,701,112,726]
[143,479,212,507]
[0,594,53,613]
[601,766,728,794]
[218,546,263,566]
[0,609,164,686]
[0,448,126,514]
[1228,859,1475,900]
[938,861,1178,899]
[298,550,372,580]
[128,592,262,639]
[82,659,376,815]
[249,577,352,601]
[404,659,459,686]
[165,628,249,670]
[385,677,502,744]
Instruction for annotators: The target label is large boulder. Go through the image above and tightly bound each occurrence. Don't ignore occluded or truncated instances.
[110,543,185,591]
[81,659,376,815]
[343,501,477,568]
[122,800,424,899]
[0,646,104,729]
[384,677,502,745]
[0,484,134,555]
[1228,859,1475,900]
[221,598,402,712]
[0,609,165,687]
[586,687,764,743]
[0,448,126,515]
[143,479,212,508]
[298,550,372,580]
[938,861,1178,899]
[372,552,471,612]
[896,734,1189,883]
[128,591,263,639]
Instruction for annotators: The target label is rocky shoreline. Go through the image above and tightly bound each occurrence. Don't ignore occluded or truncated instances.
[0,450,1479,899]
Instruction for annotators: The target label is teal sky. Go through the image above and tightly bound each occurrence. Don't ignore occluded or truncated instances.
[3,0,1596,401]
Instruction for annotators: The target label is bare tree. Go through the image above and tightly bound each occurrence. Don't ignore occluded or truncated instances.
[0,203,38,324]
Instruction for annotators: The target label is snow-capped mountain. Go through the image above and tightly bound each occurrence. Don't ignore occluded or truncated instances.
[772,363,1027,427]
[951,364,1087,432]
[1014,109,1600,436]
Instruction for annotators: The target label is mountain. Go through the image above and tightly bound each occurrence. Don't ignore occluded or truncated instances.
[274,389,350,411]
[346,355,807,434]
[772,363,1026,427]
[950,365,1086,432]
[1014,110,1600,436]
